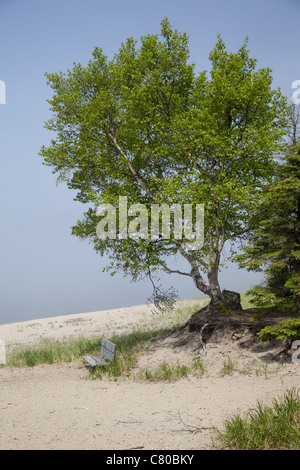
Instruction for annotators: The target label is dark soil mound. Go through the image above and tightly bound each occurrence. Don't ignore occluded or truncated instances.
[158,298,292,361]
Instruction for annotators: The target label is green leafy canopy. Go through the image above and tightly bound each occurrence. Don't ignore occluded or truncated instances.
[40,18,290,305]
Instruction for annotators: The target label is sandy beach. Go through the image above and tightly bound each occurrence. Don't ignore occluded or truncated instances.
[0,301,299,450]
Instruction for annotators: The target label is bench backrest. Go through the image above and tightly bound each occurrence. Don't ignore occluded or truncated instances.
[101,338,116,362]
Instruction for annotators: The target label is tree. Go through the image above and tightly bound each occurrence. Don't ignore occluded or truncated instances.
[40,19,289,309]
[236,104,300,315]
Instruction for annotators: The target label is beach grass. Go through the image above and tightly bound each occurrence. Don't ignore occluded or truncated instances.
[5,296,300,450]
[217,388,300,450]
[6,327,166,368]
[135,358,206,382]
[87,326,175,380]
[6,298,207,369]
[7,336,103,367]
[221,356,236,376]
[240,292,257,310]
[5,294,253,370]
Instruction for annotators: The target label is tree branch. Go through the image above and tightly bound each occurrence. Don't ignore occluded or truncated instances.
[107,132,155,201]
[159,262,192,277]
[175,242,211,295]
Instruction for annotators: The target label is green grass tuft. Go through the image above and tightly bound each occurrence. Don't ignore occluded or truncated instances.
[7,336,103,367]
[221,356,235,376]
[136,358,206,382]
[217,388,300,450]
[6,298,207,371]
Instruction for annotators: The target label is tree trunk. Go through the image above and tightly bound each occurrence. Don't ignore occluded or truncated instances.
[206,247,224,307]
[176,244,240,310]
[207,263,223,307]
[189,259,224,307]
[194,260,242,310]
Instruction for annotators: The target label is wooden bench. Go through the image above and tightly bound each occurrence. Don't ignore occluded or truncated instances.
[82,338,116,368]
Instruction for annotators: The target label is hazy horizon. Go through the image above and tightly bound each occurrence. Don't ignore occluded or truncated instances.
[0,0,298,325]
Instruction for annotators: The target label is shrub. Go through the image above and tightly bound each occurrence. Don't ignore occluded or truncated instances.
[257,318,300,342]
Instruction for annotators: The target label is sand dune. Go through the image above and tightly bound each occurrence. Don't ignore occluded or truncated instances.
[0,302,299,450]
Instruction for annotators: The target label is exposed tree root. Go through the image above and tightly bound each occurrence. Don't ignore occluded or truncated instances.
[155,298,292,362]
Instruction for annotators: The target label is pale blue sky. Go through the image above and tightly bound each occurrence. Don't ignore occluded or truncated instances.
[0,0,298,324]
